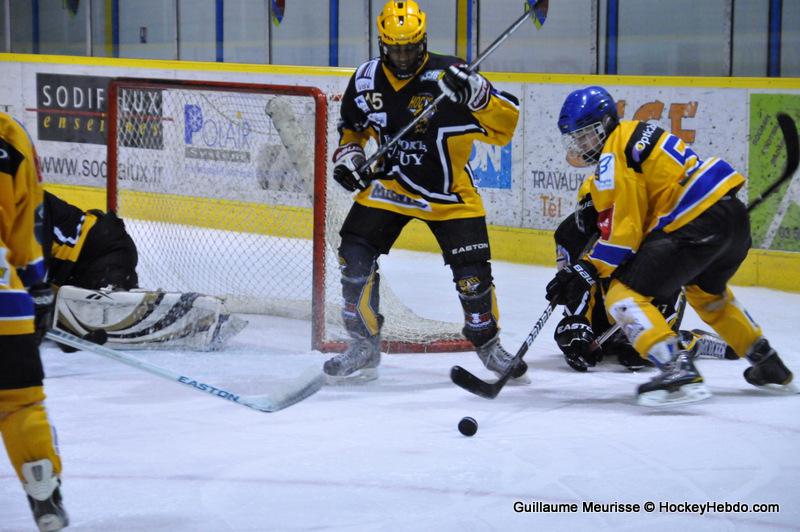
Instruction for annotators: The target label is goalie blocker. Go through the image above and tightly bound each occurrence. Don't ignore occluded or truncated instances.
[53,286,247,351]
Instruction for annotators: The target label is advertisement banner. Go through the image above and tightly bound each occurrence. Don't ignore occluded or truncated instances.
[748,94,800,252]
[522,84,748,230]
[35,73,111,145]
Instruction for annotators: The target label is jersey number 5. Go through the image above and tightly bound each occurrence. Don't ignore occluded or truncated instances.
[366,92,383,111]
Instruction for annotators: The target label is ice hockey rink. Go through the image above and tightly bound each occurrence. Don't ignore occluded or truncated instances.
[1,248,799,531]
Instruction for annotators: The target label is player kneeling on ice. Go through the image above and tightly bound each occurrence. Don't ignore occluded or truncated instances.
[325,0,526,383]
[546,86,795,406]
[43,191,246,351]
[552,184,735,372]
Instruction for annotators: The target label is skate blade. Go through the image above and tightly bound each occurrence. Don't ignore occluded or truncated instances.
[637,382,712,407]
[750,381,800,395]
[37,514,69,532]
[324,367,378,386]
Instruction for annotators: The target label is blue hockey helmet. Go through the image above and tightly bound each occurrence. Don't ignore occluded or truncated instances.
[558,86,619,166]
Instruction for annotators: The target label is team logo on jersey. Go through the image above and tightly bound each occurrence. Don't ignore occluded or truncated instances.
[355,60,379,93]
[626,122,663,172]
[597,207,613,240]
[368,112,387,128]
[354,95,371,114]
[407,94,435,133]
[420,70,442,82]
[369,181,431,211]
[595,153,615,191]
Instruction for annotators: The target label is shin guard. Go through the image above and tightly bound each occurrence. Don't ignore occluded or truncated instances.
[338,240,383,338]
[454,263,499,347]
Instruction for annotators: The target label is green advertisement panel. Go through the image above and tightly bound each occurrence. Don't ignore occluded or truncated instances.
[749,94,800,251]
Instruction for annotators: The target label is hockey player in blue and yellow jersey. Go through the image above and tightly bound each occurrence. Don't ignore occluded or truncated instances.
[546,86,795,406]
[0,112,69,530]
[324,0,524,383]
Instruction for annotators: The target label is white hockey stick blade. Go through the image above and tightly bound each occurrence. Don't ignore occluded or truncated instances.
[45,329,324,413]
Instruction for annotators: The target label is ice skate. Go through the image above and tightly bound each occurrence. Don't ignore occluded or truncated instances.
[683,329,738,360]
[743,338,797,393]
[323,334,381,384]
[22,459,69,532]
[637,348,711,406]
[476,334,529,384]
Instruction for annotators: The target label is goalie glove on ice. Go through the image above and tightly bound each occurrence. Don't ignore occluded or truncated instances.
[545,259,598,308]
[438,64,491,112]
[332,143,368,192]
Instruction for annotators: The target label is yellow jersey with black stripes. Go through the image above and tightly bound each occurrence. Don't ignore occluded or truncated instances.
[338,53,519,221]
[0,113,46,335]
[585,120,745,277]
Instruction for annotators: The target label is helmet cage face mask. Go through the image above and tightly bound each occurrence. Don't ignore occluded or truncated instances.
[379,37,427,79]
[562,120,608,166]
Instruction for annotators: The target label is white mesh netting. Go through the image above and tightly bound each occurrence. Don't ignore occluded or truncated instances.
[109,80,468,352]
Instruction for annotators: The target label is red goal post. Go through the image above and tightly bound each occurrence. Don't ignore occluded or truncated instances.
[106,77,471,353]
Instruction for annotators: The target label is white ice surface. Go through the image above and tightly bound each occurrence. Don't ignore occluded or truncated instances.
[2,249,799,531]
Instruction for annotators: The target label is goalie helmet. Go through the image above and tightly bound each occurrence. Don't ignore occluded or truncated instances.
[377,0,427,79]
[558,86,619,166]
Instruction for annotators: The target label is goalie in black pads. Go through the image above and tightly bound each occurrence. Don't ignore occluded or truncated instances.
[546,86,795,405]
[325,0,525,383]
[43,191,245,351]
[553,184,735,372]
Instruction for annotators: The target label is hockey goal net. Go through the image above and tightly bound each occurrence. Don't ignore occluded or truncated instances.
[107,78,470,353]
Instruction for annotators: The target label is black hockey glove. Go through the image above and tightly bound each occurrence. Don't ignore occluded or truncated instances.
[332,143,369,192]
[554,315,602,372]
[28,284,54,346]
[545,259,597,308]
[438,64,491,112]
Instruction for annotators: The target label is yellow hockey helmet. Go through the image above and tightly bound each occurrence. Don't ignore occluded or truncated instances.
[377,1,428,79]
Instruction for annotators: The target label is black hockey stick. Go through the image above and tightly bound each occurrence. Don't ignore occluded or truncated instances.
[747,113,799,213]
[352,0,549,189]
[451,302,556,399]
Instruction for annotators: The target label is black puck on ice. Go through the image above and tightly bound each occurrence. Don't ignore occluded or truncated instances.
[458,416,478,437]
[85,329,108,345]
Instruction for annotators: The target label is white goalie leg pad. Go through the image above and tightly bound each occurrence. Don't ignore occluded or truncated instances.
[53,286,247,351]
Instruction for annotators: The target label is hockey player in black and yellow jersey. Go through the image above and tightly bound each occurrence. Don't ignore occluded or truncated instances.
[324,0,524,382]
[546,86,794,406]
[43,190,138,291]
[0,112,69,530]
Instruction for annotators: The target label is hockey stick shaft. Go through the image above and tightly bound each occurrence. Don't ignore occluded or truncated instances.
[45,329,323,413]
[747,113,799,213]
[450,302,555,399]
[354,0,548,185]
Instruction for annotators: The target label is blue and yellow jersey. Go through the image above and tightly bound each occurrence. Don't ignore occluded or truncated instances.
[584,120,744,277]
[338,53,519,221]
[0,113,46,335]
